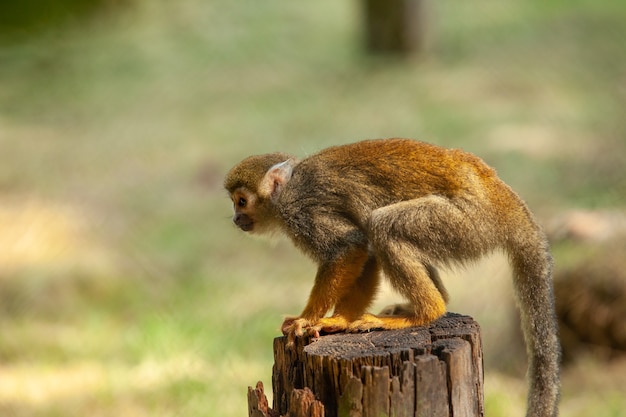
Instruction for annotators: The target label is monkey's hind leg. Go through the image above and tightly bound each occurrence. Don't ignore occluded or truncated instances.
[347,258,447,332]
[378,263,449,316]
[352,197,480,332]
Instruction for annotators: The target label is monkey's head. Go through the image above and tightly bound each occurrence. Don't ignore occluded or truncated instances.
[224,152,298,234]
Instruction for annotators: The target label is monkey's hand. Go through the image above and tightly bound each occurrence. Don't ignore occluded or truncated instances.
[281,315,351,345]
[281,316,320,347]
[281,316,315,338]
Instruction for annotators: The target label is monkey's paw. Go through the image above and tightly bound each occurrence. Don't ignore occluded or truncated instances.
[281,316,351,346]
[316,316,349,333]
[281,316,316,338]
[348,314,417,332]
[347,313,385,332]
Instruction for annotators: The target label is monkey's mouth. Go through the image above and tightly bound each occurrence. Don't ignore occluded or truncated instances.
[235,218,254,232]
[234,213,254,232]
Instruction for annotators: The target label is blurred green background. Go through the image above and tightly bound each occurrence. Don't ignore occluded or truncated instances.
[1,1,625,416]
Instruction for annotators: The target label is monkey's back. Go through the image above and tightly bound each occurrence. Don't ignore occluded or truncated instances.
[302,138,500,203]
[277,138,527,257]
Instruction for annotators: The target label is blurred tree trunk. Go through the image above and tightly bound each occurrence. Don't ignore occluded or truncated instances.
[362,0,428,56]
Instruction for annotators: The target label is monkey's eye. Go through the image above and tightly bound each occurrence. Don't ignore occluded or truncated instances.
[237,197,247,207]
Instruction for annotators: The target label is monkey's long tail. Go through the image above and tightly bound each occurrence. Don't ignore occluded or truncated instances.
[507,221,560,417]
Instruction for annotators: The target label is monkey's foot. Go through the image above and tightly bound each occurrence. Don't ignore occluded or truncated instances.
[282,316,350,337]
[348,313,420,332]
[316,316,349,333]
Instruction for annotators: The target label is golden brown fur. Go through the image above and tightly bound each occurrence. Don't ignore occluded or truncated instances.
[224,138,560,417]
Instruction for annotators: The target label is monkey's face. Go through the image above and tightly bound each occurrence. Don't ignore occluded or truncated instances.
[229,187,260,233]
[225,154,295,236]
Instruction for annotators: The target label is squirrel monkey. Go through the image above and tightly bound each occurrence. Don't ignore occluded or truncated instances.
[224,138,560,417]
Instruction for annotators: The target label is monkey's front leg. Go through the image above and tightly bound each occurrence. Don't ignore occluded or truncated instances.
[281,247,370,340]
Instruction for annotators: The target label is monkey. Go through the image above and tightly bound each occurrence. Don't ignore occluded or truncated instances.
[224,138,560,417]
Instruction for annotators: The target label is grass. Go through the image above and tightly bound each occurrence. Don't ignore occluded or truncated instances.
[1,0,625,416]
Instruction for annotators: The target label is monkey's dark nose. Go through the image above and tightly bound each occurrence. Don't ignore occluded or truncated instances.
[234,213,254,231]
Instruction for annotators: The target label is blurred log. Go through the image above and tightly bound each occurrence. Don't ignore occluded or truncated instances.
[554,244,626,362]
[248,313,484,417]
[362,0,428,55]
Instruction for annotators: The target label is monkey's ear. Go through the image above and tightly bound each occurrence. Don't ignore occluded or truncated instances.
[259,159,297,201]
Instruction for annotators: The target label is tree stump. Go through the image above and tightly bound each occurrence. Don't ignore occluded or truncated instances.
[248,313,484,417]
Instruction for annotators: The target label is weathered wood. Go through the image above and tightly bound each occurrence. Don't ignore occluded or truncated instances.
[288,388,325,417]
[362,366,390,416]
[430,315,485,416]
[272,334,313,414]
[248,381,324,417]
[248,313,484,417]
[414,354,449,417]
[248,381,278,417]
[389,361,414,417]
[434,339,479,417]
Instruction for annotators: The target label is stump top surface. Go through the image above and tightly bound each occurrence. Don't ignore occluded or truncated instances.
[303,313,479,360]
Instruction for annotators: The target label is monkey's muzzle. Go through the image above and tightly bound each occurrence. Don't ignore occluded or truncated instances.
[234,213,254,232]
